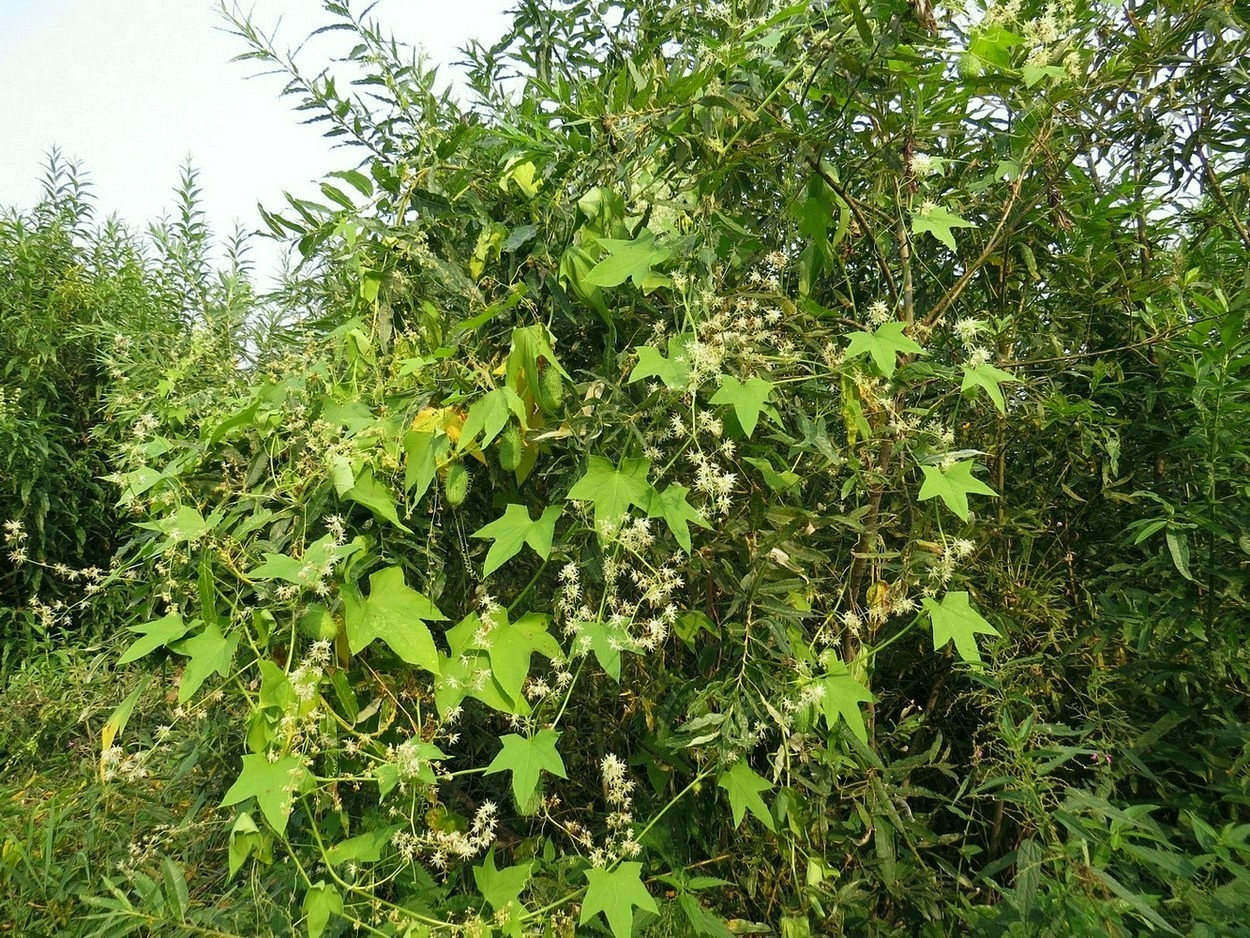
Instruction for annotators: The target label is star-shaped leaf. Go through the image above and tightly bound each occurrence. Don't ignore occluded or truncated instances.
[472,504,563,577]
[717,762,775,831]
[961,362,1019,414]
[573,618,638,682]
[486,611,564,705]
[172,621,238,703]
[918,460,999,521]
[818,662,875,743]
[118,612,190,665]
[912,203,978,251]
[473,847,534,912]
[583,229,672,290]
[709,375,776,437]
[648,484,711,553]
[221,753,311,835]
[567,456,654,530]
[629,333,692,390]
[344,565,445,675]
[344,464,411,533]
[844,322,925,377]
[923,591,1000,663]
[581,862,659,938]
[484,729,567,808]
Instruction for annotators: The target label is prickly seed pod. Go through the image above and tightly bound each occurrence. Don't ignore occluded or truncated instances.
[540,365,566,411]
[497,423,522,472]
[443,462,470,506]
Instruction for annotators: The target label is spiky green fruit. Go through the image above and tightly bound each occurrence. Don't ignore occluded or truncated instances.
[497,423,522,472]
[443,462,469,506]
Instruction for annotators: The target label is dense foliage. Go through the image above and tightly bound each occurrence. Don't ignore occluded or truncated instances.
[2,0,1248,935]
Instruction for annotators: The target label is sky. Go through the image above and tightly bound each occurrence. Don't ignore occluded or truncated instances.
[0,0,511,279]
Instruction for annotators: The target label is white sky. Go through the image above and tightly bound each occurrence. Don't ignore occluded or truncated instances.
[0,0,511,279]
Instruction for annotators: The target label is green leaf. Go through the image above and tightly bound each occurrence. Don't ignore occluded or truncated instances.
[580,862,659,938]
[472,504,563,577]
[403,430,448,502]
[743,456,801,492]
[227,812,272,878]
[302,881,342,938]
[220,753,311,835]
[247,552,305,583]
[844,322,925,377]
[567,456,654,530]
[647,484,711,553]
[918,460,999,521]
[709,375,775,438]
[344,464,411,532]
[717,762,775,831]
[912,203,978,251]
[324,824,404,867]
[574,618,638,681]
[629,334,692,390]
[118,612,190,665]
[584,229,672,290]
[460,386,527,450]
[485,610,564,705]
[961,362,1019,414]
[172,621,238,703]
[484,729,567,808]
[1166,527,1194,581]
[818,663,875,743]
[344,566,445,674]
[923,591,1000,663]
[473,847,534,911]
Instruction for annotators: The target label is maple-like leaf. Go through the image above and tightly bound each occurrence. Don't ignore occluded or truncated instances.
[912,202,978,251]
[918,460,999,521]
[923,591,1000,663]
[709,375,776,437]
[472,504,562,577]
[629,333,692,390]
[220,753,310,834]
[344,565,445,675]
[583,229,672,290]
[961,362,1019,414]
[717,761,775,831]
[172,621,238,703]
[844,322,925,377]
[574,617,638,681]
[648,484,711,553]
[818,663,875,743]
[580,862,659,938]
[566,456,653,529]
[485,611,564,705]
[118,611,190,665]
[473,847,534,911]
[227,812,271,878]
[484,729,567,808]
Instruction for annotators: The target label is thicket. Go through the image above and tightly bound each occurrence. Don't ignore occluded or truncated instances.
[1,0,1248,935]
